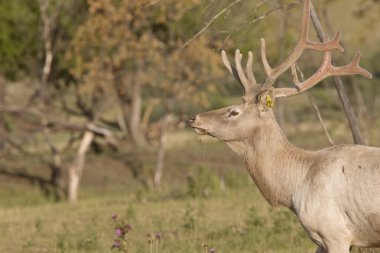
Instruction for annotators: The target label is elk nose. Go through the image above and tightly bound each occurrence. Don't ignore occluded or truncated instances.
[188,115,197,125]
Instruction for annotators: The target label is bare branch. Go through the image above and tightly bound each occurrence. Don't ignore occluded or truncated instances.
[308,93,335,146]
[247,1,299,25]
[179,0,244,51]
[294,65,335,146]
[143,0,162,8]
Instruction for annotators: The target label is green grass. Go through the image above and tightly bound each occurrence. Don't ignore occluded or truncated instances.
[0,188,316,253]
[0,137,314,253]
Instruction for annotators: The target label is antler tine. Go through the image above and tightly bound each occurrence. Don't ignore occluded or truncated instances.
[299,0,310,42]
[221,50,234,75]
[274,50,373,98]
[261,0,344,91]
[305,31,344,52]
[344,52,373,79]
[221,50,245,88]
[260,38,273,77]
[235,49,250,90]
[221,50,258,98]
[246,51,257,85]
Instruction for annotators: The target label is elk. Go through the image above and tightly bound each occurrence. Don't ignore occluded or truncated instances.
[189,0,380,252]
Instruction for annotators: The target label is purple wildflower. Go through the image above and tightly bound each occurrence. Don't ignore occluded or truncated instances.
[115,228,123,237]
[209,248,216,253]
[124,224,132,232]
[112,239,121,249]
[112,214,117,221]
[155,233,161,240]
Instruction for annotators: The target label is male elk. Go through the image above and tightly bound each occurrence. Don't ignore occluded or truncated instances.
[189,0,380,252]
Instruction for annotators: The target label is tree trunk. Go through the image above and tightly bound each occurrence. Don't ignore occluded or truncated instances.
[117,109,128,137]
[309,4,364,145]
[51,151,65,201]
[43,127,66,201]
[0,75,4,104]
[154,114,170,188]
[129,81,143,144]
[68,131,94,202]
[117,85,142,145]
[273,0,287,129]
[41,10,53,86]
[38,0,54,99]
[0,75,5,150]
[141,98,159,131]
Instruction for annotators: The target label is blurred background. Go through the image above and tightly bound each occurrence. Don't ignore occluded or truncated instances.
[0,0,379,252]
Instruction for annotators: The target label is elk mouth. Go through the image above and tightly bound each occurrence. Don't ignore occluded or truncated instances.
[189,116,210,136]
[191,125,218,139]
[192,127,208,135]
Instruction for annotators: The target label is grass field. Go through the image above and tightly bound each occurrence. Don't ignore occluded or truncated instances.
[1,132,380,253]
[0,186,316,253]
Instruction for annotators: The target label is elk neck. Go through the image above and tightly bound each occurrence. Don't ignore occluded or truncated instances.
[226,112,314,209]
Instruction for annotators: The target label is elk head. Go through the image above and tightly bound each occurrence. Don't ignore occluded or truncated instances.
[189,0,372,142]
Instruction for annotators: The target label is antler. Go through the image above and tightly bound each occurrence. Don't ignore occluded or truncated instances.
[274,49,373,98]
[260,0,344,91]
[221,49,259,102]
[221,0,372,103]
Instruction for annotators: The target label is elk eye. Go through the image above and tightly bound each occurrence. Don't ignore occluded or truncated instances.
[228,110,240,118]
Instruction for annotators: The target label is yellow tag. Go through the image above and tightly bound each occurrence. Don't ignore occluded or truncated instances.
[266,94,274,108]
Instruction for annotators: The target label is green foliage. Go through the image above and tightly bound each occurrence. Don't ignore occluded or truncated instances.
[369,51,380,77]
[0,0,87,82]
[202,205,312,252]
[35,216,43,233]
[56,223,100,252]
[187,166,220,198]
[76,231,99,252]
[125,204,137,221]
[223,169,251,189]
[182,204,198,230]
[56,225,72,252]
[245,206,266,233]
[0,0,39,79]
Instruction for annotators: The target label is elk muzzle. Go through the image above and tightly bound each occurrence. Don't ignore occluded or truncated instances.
[189,115,208,135]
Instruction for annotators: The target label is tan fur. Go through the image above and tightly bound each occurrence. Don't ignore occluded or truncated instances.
[190,105,380,253]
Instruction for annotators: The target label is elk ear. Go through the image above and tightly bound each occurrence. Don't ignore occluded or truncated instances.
[256,88,275,112]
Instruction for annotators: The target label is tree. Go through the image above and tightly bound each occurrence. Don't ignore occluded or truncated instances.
[66,0,222,141]
[0,0,95,202]
[66,0,224,187]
